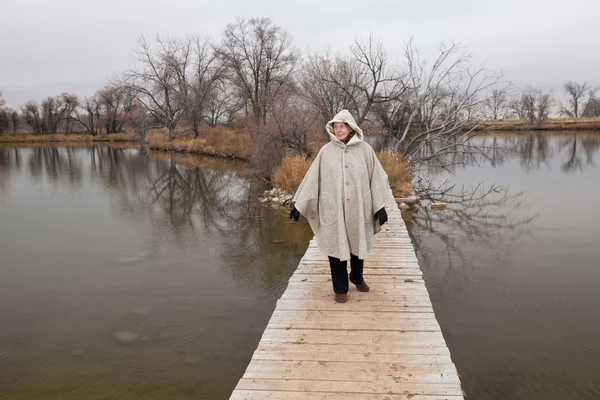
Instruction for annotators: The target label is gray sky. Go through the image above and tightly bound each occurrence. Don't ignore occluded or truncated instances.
[1,0,599,108]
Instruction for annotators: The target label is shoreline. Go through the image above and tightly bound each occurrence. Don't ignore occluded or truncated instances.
[0,132,252,161]
[147,143,250,161]
[0,133,137,144]
[463,118,600,132]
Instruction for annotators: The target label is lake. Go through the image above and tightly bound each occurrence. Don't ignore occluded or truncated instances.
[1,133,599,399]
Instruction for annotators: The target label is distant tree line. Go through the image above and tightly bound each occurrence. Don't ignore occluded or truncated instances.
[2,17,599,170]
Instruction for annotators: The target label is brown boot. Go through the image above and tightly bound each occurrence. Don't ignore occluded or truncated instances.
[355,280,370,292]
[334,293,348,303]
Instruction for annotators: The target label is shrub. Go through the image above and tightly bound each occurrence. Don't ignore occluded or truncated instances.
[271,155,312,193]
[376,151,413,197]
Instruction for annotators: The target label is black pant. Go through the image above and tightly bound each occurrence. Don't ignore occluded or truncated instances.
[328,254,364,294]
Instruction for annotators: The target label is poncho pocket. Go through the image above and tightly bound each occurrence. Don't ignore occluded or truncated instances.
[319,193,337,226]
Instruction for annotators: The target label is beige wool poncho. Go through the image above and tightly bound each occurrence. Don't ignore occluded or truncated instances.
[292,110,396,261]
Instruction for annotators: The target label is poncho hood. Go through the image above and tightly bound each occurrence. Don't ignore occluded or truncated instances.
[326,109,364,145]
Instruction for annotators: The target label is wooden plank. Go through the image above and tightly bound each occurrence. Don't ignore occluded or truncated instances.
[270,309,437,321]
[231,391,464,400]
[266,321,441,332]
[288,274,424,283]
[275,300,433,312]
[256,342,452,357]
[259,329,449,346]
[279,290,432,302]
[285,281,428,291]
[234,379,463,396]
[242,360,459,381]
[252,344,453,361]
[281,287,430,298]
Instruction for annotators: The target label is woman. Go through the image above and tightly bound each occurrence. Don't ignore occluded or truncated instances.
[290,109,396,303]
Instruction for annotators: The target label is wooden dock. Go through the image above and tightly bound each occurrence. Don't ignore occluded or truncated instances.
[230,206,464,399]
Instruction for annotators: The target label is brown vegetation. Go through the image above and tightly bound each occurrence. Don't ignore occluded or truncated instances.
[272,151,412,197]
[376,151,413,197]
[271,155,312,193]
[147,125,252,160]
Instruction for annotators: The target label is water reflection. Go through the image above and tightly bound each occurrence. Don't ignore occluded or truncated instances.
[512,133,600,173]
[516,133,551,171]
[557,136,600,172]
[406,132,600,400]
[0,145,313,400]
[380,132,600,176]
[407,183,535,276]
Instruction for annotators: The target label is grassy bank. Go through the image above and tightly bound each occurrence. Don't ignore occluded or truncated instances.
[0,132,137,143]
[147,126,252,160]
[465,117,600,132]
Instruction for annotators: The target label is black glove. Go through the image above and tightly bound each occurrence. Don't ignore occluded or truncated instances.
[375,207,387,226]
[290,206,300,222]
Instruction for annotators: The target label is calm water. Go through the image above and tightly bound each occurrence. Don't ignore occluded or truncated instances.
[1,134,599,399]
[408,133,600,399]
[0,145,313,400]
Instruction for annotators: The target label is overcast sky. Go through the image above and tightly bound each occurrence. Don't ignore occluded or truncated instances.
[1,0,599,107]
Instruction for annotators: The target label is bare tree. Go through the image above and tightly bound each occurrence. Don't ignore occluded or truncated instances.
[97,85,135,134]
[0,92,8,135]
[301,35,405,126]
[507,97,526,119]
[129,103,153,146]
[484,88,510,120]
[267,90,317,157]
[536,90,554,121]
[72,95,102,136]
[0,110,8,135]
[511,87,554,122]
[41,96,63,133]
[204,80,243,126]
[10,109,19,134]
[59,93,79,134]
[386,39,507,171]
[348,34,406,124]
[123,36,189,139]
[300,49,354,124]
[217,17,297,125]
[182,37,224,137]
[21,101,43,133]
[520,89,537,121]
[560,81,598,118]
[20,98,64,134]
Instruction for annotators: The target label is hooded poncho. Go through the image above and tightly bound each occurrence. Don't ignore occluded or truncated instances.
[292,110,396,261]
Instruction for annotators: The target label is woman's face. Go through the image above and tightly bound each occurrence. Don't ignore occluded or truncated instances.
[333,122,352,141]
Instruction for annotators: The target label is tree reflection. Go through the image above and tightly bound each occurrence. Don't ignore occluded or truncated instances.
[558,136,600,173]
[147,158,238,232]
[407,183,536,277]
[141,155,313,295]
[396,134,515,177]
[2,145,313,293]
[516,133,551,171]
[25,146,83,186]
[513,133,600,173]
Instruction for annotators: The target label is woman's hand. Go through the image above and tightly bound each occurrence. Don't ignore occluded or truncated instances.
[290,206,300,222]
[375,207,388,226]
